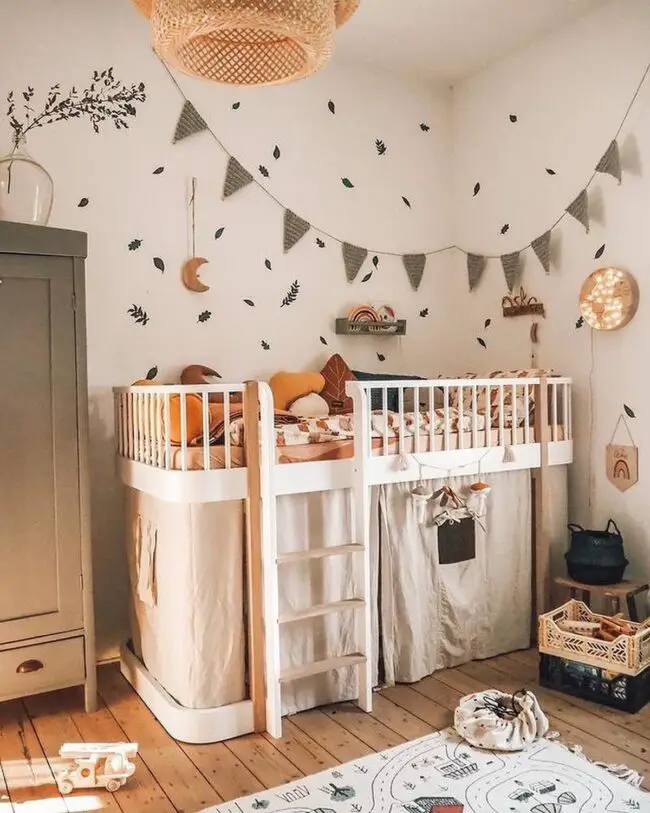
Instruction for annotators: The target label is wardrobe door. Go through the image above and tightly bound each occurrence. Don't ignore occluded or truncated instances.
[0,253,83,644]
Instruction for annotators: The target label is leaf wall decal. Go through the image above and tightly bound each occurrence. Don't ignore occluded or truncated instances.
[372,256,379,268]
[420,123,430,131]
[546,168,556,175]
[500,224,510,235]
[624,403,636,418]
[243,299,255,307]
[128,304,149,325]
[375,139,387,156]
[473,182,480,196]
[264,258,272,270]
[377,353,386,362]
[128,238,142,251]
[328,100,336,114]
[259,165,269,177]
[146,366,158,380]
[320,336,328,345]
[232,101,240,110]
[153,257,165,272]
[420,308,429,317]
[575,316,585,329]
[477,337,487,348]
[316,238,326,248]
[273,145,281,160]
[509,114,518,123]
[261,340,270,350]
[341,177,354,188]
[361,272,373,283]
[153,166,164,174]
[402,196,411,208]
[198,310,212,323]
[280,280,300,307]
[215,227,225,239]
[595,244,606,259]
[484,318,491,328]
[78,197,89,207]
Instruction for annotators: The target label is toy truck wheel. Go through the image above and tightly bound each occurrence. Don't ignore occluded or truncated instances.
[59,779,74,795]
[106,779,121,793]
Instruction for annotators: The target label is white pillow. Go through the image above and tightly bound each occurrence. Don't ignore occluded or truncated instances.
[289,392,330,417]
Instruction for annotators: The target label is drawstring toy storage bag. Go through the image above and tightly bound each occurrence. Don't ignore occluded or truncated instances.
[454,689,549,751]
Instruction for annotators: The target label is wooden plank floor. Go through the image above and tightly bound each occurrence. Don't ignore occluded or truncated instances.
[1,649,648,813]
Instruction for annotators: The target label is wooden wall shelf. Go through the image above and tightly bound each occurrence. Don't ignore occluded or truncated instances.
[335,319,407,336]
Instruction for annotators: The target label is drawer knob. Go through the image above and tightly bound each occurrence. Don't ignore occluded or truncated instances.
[16,659,44,674]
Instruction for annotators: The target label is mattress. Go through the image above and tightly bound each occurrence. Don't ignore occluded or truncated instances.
[167,424,565,470]
[124,487,246,710]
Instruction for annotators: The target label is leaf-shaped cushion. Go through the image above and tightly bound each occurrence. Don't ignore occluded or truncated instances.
[320,353,356,414]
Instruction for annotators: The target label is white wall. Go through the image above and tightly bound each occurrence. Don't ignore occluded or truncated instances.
[452,0,650,579]
[0,1,455,657]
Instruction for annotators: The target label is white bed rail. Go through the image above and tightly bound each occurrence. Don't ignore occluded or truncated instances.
[347,376,572,461]
[113,383,245,472]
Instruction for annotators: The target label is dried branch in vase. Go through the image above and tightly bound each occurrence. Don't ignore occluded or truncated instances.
[6,67,146,146]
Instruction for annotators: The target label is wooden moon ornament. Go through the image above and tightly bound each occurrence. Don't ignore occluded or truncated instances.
[182,257,210,293]
[579,267,638,331]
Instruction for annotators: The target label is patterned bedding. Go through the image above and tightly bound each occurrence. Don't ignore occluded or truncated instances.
[225,405,528,449]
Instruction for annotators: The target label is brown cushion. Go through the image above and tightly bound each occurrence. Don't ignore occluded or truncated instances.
[320,353,356,414]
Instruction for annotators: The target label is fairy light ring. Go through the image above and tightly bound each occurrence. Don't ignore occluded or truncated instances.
[579,267,639,331]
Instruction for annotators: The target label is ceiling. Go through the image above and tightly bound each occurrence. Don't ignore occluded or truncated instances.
[335,0,608,84]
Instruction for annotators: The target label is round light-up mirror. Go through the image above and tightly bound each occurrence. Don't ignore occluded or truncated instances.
[579,267,639,331]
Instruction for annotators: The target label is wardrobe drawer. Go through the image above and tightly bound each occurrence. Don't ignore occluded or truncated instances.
[0,637,85,702]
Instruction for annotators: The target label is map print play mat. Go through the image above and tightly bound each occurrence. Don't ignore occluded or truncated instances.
[204,729,647,813]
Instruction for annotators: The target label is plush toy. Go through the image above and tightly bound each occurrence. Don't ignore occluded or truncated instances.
[269,371,326,411]
[289,392,330,417]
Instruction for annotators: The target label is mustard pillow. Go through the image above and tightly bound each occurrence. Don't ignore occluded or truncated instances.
[269,371,326,411]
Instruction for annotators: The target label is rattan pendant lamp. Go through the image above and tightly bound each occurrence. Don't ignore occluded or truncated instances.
[133,0,359,86]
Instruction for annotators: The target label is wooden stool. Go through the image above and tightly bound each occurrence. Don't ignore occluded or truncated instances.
[555,576,649,622]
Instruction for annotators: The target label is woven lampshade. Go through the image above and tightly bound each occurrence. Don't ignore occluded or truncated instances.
[335,0,359,27]
[152,0,338,87]
[132,0,154,17]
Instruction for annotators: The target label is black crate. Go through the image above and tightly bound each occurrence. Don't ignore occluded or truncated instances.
[539,652,650,713]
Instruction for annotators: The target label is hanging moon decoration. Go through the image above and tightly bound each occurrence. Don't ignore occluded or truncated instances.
[182,256,210,293]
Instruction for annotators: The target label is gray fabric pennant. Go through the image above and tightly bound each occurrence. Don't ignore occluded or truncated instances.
[222,156,254,199]
[531,231,551,274]
[566,189,590,232]
[596,139,622,184]
[173,100,208,144]
[342,243,368,283]
[501,252,520,292]
[283,210,311,253]
[467,253,487,291]
[402,254,426,291]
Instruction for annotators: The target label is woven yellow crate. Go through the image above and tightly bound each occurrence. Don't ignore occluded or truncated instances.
[538,600,650,676]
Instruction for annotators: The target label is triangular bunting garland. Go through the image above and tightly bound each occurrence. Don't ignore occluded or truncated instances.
[501,252,520,292]
[342,243,368,283]
[531,231,551,274]
[596,139,622,184]
[172,100,208,144]
[222,156,254,199]
[467,254,487,291]
[566,189,590,232]
[402,254,426,291]
[283,210,311,253]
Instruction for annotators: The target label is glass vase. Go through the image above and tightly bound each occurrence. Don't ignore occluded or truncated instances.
[0,136,54,226]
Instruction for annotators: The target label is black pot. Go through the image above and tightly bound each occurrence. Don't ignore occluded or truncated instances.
[565,519,628,585]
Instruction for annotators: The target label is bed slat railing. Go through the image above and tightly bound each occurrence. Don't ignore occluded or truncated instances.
[346,376,572,463]
[113,383,246,472]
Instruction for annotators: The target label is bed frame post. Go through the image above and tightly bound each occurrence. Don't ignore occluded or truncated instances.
[533,376,551,634]
[243,381,266,733]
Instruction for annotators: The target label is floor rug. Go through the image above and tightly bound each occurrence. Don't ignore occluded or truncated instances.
[204,728,647,813]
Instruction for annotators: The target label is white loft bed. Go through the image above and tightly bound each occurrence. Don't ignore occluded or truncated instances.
[114,374,573,742]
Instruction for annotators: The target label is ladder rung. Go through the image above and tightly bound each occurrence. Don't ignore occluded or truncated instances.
[277,543,364,565]
[279,598,365,624]
[280,653,366,683]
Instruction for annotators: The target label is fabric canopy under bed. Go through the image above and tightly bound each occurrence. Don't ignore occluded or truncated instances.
[124,488,246,710]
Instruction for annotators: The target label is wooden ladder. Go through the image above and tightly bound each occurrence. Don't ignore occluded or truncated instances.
[258,390,373,739]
